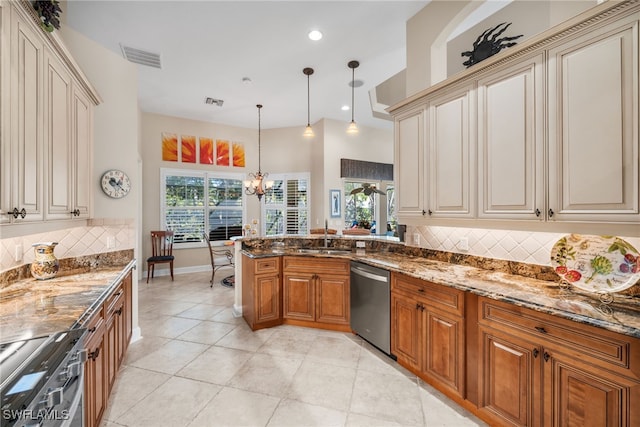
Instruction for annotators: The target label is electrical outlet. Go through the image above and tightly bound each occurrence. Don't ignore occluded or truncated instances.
[15,245,23,262]
[413,233,420,245]
[457,237,469,251]
[356,241,366,248]
[107,236,116,249]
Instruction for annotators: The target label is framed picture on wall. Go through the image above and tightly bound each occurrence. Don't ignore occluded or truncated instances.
[330,189,341,218]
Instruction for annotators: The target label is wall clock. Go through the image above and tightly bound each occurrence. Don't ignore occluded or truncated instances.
[101,169,131,199]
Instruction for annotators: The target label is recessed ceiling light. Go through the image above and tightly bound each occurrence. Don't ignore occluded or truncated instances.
[242,77,252,85]
[341,105,350,111]
[308,30,323,41]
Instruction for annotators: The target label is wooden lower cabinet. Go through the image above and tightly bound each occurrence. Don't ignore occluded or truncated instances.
[391,273,465,398]
[84,309,106,427]
[477,297,640,427]
[84,269,133,427]
[282,256,350,329]
[242,255,282,330]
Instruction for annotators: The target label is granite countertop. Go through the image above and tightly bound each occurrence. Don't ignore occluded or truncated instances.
[243,248,640,339]
[0,260,136,344]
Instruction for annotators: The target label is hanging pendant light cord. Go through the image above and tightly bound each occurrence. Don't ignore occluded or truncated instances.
[351,66,355,123]
[307,74,311,126]
[257,104,262,173]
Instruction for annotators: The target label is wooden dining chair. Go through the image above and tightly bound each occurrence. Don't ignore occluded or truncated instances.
[203,233,234,287]
[147,231,175,283]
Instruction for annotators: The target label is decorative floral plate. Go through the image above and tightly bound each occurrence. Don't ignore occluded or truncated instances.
[550,234,640,294]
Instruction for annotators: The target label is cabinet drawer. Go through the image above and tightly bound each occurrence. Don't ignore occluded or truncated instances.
[391,273,464,316]
[283,256,349,275]
[84,306,105,343]
[254,257,280,274]
[106,284,124,315]
[479,297,634,370]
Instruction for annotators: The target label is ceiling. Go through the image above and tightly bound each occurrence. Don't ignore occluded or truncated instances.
[65,1,430,131]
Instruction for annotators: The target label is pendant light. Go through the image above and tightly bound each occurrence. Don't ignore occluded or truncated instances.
[244,104,273,201]
[347,60,359,134]
[303,67,314,137]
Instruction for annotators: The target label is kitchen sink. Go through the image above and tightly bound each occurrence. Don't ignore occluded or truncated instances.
[296,248,351,255]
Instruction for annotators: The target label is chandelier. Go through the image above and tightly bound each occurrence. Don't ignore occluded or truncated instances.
[244,104,273,201]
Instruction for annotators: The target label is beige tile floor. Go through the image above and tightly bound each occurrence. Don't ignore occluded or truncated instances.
[101,270,487,427]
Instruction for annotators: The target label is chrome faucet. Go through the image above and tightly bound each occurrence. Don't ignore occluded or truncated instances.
[324,219,329,248]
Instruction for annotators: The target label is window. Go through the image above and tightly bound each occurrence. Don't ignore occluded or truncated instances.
[161,169,244,246]
[262,173,310,236]
[344,180,395,235]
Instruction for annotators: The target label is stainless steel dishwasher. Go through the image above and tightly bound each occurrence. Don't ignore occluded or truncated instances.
[350,261,392,357]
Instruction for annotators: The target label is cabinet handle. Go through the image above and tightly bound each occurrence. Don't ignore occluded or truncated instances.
[116,308,123,316]
[89,348,100,360]
[548,208,554,218]
[420,304,425,312]
[543,351,550,362]
[428,209,433,216]
[417,288,425,293]
[70,209,80,216]
[535,209,541,217]
[88,326,96,333]
[533,348,539,358]
[8,208,27,219]
[535,326,547,334]
[415,303,421,310]
[422,210,426,216]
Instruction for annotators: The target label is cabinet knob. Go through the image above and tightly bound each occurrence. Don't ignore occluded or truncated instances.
[70,209,80,216]
[88,326,96,333]
[548,208,554,218]
[543,351,550,362]
[428,210,433,216]
[535,208,541,217]
[535,326,547,334]
[415,303,421,310]
[116,307,123,316]
[533,348,539,358]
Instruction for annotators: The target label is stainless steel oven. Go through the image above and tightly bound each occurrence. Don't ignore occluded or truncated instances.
[1,328,87,427]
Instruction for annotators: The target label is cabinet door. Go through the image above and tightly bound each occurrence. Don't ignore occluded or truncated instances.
[44,49,73,220]
[478,326,541,427]
[283,274,315,321]
[85,330,106,427]
[8,7,44,222]
[105,296,123,395]
[316,274,349,325]
[544,351,640,427]
[428,85,474,217]
[255,274,280,323]
[424,308,465,397]
[395,108,426,218]
[548,18,639,222]
[391,292,421,371]
[477,54,545,220]
[72,85,92,218]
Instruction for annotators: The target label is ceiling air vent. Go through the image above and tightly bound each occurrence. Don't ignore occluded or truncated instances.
[120,44,162,69]
[205,97,224,107]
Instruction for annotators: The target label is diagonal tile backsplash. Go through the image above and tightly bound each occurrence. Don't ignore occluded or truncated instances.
[0,219,135,273]
[408,225,640,266]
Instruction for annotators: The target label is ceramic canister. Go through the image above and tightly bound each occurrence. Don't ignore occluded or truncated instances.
[30,242,60,280]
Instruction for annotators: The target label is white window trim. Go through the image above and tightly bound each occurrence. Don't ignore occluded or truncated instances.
[160,168,246,249]
[261,172,311,236]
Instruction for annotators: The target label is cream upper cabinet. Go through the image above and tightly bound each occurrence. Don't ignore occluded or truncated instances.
[4,5,45,223]
[427,84,474,218]
[548,16,639,223]
[0,1,99,227]
[45,49,73,220]
[72,85,93,218]
[477,54,545,220]
[395,108,426,217]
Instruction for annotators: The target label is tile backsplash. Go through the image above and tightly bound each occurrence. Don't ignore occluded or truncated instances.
[407,225,640,266]
[0,219,135,273]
